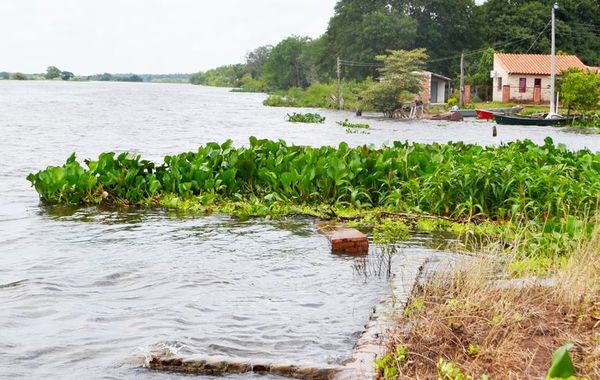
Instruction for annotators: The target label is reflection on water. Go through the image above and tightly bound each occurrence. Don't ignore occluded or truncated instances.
[2,81,599,379]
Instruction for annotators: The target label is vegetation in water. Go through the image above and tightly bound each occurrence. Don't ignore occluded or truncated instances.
[286,113,326,123]
[27,137,600,225]
[27,137,600,270]
[337,119,369,129]
[570,114,600,130]
[262,81,371,110]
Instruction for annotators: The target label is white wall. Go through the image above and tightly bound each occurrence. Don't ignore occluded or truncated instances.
[493,56,553,103]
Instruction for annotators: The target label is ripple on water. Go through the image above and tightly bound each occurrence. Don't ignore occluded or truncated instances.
[4,82,587,379]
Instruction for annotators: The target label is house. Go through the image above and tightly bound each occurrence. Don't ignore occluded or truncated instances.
[419,71,451,104]
[491,53,589,103]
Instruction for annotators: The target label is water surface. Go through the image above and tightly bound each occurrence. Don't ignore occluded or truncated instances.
[2,81,600,379]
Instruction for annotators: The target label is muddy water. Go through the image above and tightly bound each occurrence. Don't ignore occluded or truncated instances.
[1,81,600,379]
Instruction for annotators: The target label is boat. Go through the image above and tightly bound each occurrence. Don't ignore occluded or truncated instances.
[457,106,523,119]
[493,114,575,126]
[475,106,524,120]
[454,109,477,118]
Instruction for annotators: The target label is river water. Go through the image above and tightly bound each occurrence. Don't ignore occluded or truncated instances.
[1,81,600,379]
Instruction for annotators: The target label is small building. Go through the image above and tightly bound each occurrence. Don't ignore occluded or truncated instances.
[419,71,451,104]
[491,53,588,103]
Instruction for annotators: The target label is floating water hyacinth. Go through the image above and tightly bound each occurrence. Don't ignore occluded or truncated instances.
[286,113,326,123]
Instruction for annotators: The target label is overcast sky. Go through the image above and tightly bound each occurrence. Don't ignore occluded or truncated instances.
[2,0,487,75]
[2,0,338,74]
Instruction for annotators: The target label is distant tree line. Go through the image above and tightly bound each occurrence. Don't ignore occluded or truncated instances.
[87,73,143,82]
[0,69,191,83]
[190,0,600,90]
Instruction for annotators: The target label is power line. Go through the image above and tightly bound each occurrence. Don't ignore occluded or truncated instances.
[527,20,552,53]
[337,18,597,70]
[427,33,549,63]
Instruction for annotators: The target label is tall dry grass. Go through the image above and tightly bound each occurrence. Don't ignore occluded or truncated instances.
[387,222,600,379]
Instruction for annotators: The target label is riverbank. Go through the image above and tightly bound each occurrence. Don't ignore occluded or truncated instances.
[9,82,600,378]
[378,221,600,379]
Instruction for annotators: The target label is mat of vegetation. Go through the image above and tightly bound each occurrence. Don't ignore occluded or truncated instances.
[286,113,326,123]
[27,137,600,266]
[337,119,369,129]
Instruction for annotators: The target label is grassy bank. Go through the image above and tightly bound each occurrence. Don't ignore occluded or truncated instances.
[378,221,600,379]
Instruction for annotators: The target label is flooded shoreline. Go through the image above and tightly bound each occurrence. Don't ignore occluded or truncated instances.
[2,81,600,379]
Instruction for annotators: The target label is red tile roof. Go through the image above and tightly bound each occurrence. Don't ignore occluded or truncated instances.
[495,53,588,75]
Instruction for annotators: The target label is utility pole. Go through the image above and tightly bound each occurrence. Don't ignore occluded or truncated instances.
[336,56,341,110]
[459,52,465,108]
[549,2,559,116]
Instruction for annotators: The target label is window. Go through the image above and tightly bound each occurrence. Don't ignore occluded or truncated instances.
[519,78,527,93]
[534,78,542,87]
[497,77,503,91]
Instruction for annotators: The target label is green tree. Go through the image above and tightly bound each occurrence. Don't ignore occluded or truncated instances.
[466,47,495,86]
[406,0,482,76]
[559,70,600,114]
[97,73,113,81]
[0,72,9,79]
[189,71,206,85]
[45,66,61,80]
[320,0,417,80]
[480,0,600,66]
[361,49,428,115]
[60,71,74,81]
[263,36,313,89]
[245,45,272,79]
[10,72,27,80]
[190,64,246,87]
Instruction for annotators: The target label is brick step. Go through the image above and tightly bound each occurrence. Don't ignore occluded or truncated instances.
[318,224,369,255]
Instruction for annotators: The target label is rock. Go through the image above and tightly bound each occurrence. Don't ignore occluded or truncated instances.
[251,364,271,373]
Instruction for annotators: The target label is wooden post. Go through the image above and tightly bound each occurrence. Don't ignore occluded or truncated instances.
[336,57,341,110]
[459,52,464,108]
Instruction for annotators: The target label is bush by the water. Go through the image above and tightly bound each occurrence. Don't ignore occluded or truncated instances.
[286,113,326,123]
[263,81,371,110]
[28,138,600,232]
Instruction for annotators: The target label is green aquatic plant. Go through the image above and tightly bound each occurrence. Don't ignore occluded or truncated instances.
[27,137,600,264]
[286,112,326,123]
[337,119,370,129]
[28,137,600,225]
